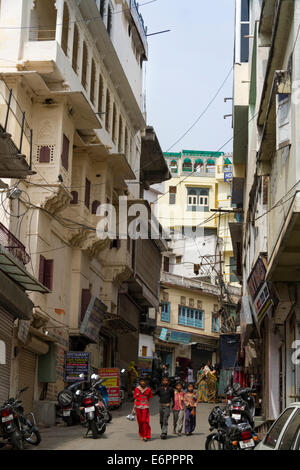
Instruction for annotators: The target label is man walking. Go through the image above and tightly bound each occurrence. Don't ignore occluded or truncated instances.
[156,377,174,439]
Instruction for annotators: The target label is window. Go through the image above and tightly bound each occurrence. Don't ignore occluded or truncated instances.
[176,256,182,264]
[230,257,238,283]
[90,59,96,104]
[107,4,113,36]
[61,134,69,171]
[61,2,70,56]
[85,178,91,209]
[169,160,178,173]
[81,288,91,322]
[92,200,101,215]
[161,302,170,322]
[124,127,128,156]
[163,257,170,273]
[100,0,106,18]
[112,104,117,143]
[110,238,121,249]
[239,0,250,63]
[70,191,78,204]
[81,41,88,90]
[189,298,194,308]
[29,0,57,41]
[180,296,186,306]
[197,300,203,310]
[118,116,123,153]
[178,306,204,329]
[187,188,209,212]
[212,315,220,333]
[39,256,54,291]
[277,93,291,148]
[98,74,104,114]
[182,158,192,172]
[38,145,51,163]
[105,89,111,132]
[72,24,79,73]
[142,346,147,357]
[264,408,295,449]
[169,186,177,205]
[279,409,300,450]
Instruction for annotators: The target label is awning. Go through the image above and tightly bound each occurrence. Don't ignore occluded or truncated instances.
[104,315,137,335]
[195,159,203,164]
[183,158,192,163]
[224,158,232,164]
[207,159,215,164]
[0,245,49,293]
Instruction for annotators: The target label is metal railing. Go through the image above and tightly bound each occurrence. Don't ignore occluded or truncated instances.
[0,80,33,168]
[0,220,30,265]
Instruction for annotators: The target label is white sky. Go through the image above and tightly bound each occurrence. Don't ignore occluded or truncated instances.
[141,0,235,153]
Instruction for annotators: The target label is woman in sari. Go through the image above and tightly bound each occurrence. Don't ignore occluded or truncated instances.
[207,370,218,403]
[196,363,208,403]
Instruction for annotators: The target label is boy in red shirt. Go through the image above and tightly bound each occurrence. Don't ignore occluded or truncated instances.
[132,377,152,441]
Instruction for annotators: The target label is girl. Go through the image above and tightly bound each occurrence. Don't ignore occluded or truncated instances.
[184,383,198,436]
[132,377,152,441]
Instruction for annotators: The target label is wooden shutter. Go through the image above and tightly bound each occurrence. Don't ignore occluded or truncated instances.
[44,259,54,291]
[71,191,78,204]
[61,134,69,171]
[92,200,100,214]
[81,289,91,322]
[39,255,46,284]
[85,178,91,209]
[39,146,50,163]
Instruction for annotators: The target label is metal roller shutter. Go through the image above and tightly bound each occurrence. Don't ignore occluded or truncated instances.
[18,348,36,413]
[0,308,14,403]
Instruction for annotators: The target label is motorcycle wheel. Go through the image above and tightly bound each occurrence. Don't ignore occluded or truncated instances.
[205,435,223,450]
[10,431,24,450]
[25,429,41,446]
[63,416,73,427]
[89,420,99,439]
[105,411,112,423]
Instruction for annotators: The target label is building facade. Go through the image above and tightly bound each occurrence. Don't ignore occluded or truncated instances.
[230,0,300,424]
[0,0,169,423]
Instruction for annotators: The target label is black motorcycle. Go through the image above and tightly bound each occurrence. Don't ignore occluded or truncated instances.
[57,378,84,426]
[78,381,107,439]
[225,383,255,428]
[205,405,259,450]
[0,387,41,450]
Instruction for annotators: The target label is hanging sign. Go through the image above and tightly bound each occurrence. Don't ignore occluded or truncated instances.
[64,351,90,382]
[98,368,120,407]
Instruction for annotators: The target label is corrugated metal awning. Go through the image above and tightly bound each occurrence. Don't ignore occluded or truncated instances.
[0,245,49,293]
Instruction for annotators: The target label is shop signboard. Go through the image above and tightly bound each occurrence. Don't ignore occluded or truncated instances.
[160,328,169,341]
[64,351,90,382]
[169,330,191,344]
[247,256,272,323]
[80,296,107,342]
[253,282,273,323]
[17,320,31,344]
[224,171,233,182]
[247,257,267,301]
[98,368,120,407]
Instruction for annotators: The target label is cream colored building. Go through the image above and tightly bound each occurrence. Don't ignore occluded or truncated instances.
[0,0,169,423]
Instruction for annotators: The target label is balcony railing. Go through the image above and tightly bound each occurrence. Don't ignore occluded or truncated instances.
[0,221,31,265]
[0,80,33,167]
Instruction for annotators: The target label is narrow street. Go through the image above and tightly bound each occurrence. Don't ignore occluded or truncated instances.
[31,398,215,451]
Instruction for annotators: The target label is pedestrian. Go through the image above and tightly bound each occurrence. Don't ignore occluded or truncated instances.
[196,362,208,403]
[187,363,194,384]
[161,363,169,378]
[132,376,152,442]
[156,376,174,439]
[173,382,185,436]
[184,383,198,436]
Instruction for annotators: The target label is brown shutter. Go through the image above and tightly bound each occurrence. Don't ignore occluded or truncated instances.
[38,255,46,284]
[44,259,54,291]
[81,289,91,322]
[39,146,50,163]
[61,134,69,171]
[163,257,169,272]
[71,191,78,204]
[85,179,91,209]
[92,200,100,214]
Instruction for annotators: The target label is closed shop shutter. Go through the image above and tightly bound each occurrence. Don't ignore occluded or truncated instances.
[18,348,36,413]
[0,308,14,403]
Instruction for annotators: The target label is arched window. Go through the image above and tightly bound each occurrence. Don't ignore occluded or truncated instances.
[206,158,216,174]
[118,116,123,153]
[29,0,57,41]
[98,74,104,114]
[90,59,96,104]
[182,158,192,172]
[61,2,70,56]
[72,23,79,73]
[107,4,113,36]
[92,200,101,215]
[124,127,128,156]
[105,89,111,132]
[194,159,204,173]
[169,160,178,173]
[81,41,88,90]
[112,103,117,143]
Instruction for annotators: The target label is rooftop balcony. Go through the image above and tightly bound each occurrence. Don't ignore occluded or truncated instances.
[0,220,30,265]
[166,153,233,180]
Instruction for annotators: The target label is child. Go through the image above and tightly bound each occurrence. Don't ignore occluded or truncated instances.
[173,382,185,436]
[132,376,152,441]
[184,383,198,435]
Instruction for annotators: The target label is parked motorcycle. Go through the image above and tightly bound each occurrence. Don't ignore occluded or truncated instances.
[92,374,112,423]
[57,377,85,426]
[76,377,107,439]
[205,405,259,450]
[225,383,255,428]
[0,387,41,450]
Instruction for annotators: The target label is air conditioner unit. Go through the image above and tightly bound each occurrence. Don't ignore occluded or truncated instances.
[272,283,294,324]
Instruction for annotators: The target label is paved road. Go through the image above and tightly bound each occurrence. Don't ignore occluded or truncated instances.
[32,397,216,450]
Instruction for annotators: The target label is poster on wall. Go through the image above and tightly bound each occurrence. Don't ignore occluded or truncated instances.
[98,368,120,407]
[64,351,90,382]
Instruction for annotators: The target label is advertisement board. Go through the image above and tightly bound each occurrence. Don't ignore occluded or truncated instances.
[98,368,120,407]
[64,351,90,382]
